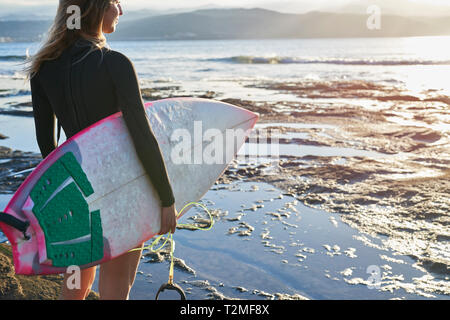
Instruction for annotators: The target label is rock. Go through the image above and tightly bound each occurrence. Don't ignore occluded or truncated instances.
[275,293,309,300]
[0,244,98,300]
[0,252,24,299]
[173,257,196,275]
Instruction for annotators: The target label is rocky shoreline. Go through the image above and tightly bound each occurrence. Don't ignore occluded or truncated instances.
[141,80,450,295]
[219,80,450,286]
[0,146,41,193]
[0,78,449,298]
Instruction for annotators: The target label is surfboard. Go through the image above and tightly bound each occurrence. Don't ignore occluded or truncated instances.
[0,98,258,275]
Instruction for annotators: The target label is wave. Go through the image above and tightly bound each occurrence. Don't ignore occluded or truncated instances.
[0,71,27,79]
[210,56,450,66]
[0,89,31,98]
[0,55,28,62]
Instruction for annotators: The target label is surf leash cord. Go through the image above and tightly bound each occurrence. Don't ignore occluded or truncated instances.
[0,212,30,240]
[130,201,214,300]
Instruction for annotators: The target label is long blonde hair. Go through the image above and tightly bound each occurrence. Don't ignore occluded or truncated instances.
[23,0,114,81]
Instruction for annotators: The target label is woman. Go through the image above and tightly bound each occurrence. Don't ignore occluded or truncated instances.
[24,0,177,300]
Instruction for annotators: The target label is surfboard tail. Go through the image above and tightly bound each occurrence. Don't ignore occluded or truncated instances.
[0,208,35,275]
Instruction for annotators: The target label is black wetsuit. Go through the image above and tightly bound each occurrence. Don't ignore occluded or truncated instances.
[30,38,175,207]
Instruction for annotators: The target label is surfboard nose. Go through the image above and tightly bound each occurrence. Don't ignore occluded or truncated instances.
[146,97,258,134]
[247,110,259,129]
[221,100,259,130]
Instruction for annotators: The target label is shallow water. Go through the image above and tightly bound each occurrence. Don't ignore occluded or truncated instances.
[0,104,448,299]
[89,181,448,300]
[0,37,448,299]
[0,114,67,154]
[239,143,395,159]
[1,177,447,299]
[0,114,39,153]
[255,123,337,130]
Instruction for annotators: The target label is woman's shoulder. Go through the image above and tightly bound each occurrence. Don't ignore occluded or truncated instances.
[102,48,138,78]
[103,48,134,67]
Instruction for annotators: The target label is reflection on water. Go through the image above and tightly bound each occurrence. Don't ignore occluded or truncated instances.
[125,181,446,300]
[0,115,39,153]
[239,143,396,158]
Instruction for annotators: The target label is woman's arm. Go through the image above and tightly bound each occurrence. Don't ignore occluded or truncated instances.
[104,50,175,208]
[30,74,57,159]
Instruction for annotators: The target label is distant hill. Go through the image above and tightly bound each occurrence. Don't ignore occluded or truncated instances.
[0,20,52,42]
[109,8,450,40]
[1,8,450,42]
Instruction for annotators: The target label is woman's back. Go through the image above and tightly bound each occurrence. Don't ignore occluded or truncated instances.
[26,0,177,300]
[31,38,175,207]
[33,39,132,140]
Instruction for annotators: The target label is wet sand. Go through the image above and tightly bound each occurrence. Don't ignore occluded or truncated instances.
[0,78,449,299]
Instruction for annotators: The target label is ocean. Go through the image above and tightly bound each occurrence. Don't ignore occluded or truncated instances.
[0,37,449,300]
[2,36,450,100]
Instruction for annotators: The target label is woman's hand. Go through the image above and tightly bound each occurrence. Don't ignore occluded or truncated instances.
[159,204,178,235]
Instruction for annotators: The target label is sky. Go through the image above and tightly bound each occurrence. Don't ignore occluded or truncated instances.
[1,0,450,17]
